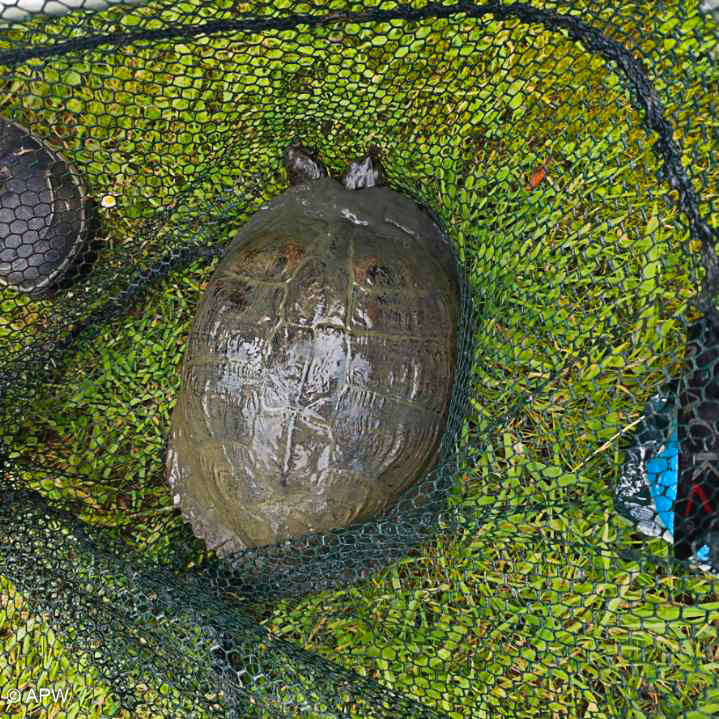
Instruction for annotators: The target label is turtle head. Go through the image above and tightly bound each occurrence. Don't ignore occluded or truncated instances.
[284,144,386,190]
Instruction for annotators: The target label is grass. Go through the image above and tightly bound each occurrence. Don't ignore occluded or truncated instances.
[0,0,718,717]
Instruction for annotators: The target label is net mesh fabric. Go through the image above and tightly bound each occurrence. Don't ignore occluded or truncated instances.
[0,1,718,717]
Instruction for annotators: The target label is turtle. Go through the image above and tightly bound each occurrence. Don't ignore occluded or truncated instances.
[0,117,94,298]
[166,145,460,555]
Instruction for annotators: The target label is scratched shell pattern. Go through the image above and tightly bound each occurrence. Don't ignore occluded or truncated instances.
[166,176,459,554]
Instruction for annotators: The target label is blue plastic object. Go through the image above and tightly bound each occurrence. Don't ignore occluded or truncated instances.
[645,427,710,562]
[615,388,712,567]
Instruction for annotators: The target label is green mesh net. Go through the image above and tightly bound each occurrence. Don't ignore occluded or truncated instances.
[0,0,718,716]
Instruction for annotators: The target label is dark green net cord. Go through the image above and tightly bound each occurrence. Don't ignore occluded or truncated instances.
[0,1,718,716]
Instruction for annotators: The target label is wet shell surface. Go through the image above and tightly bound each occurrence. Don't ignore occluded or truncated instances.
[167,154,459,554]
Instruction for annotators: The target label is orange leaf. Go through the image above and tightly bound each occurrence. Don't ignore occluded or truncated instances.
[529,165,547,190]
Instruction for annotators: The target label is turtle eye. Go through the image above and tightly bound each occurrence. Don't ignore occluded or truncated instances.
[366,264,394,286]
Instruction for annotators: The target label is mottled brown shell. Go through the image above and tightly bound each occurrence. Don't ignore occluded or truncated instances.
[166,175,459,554]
